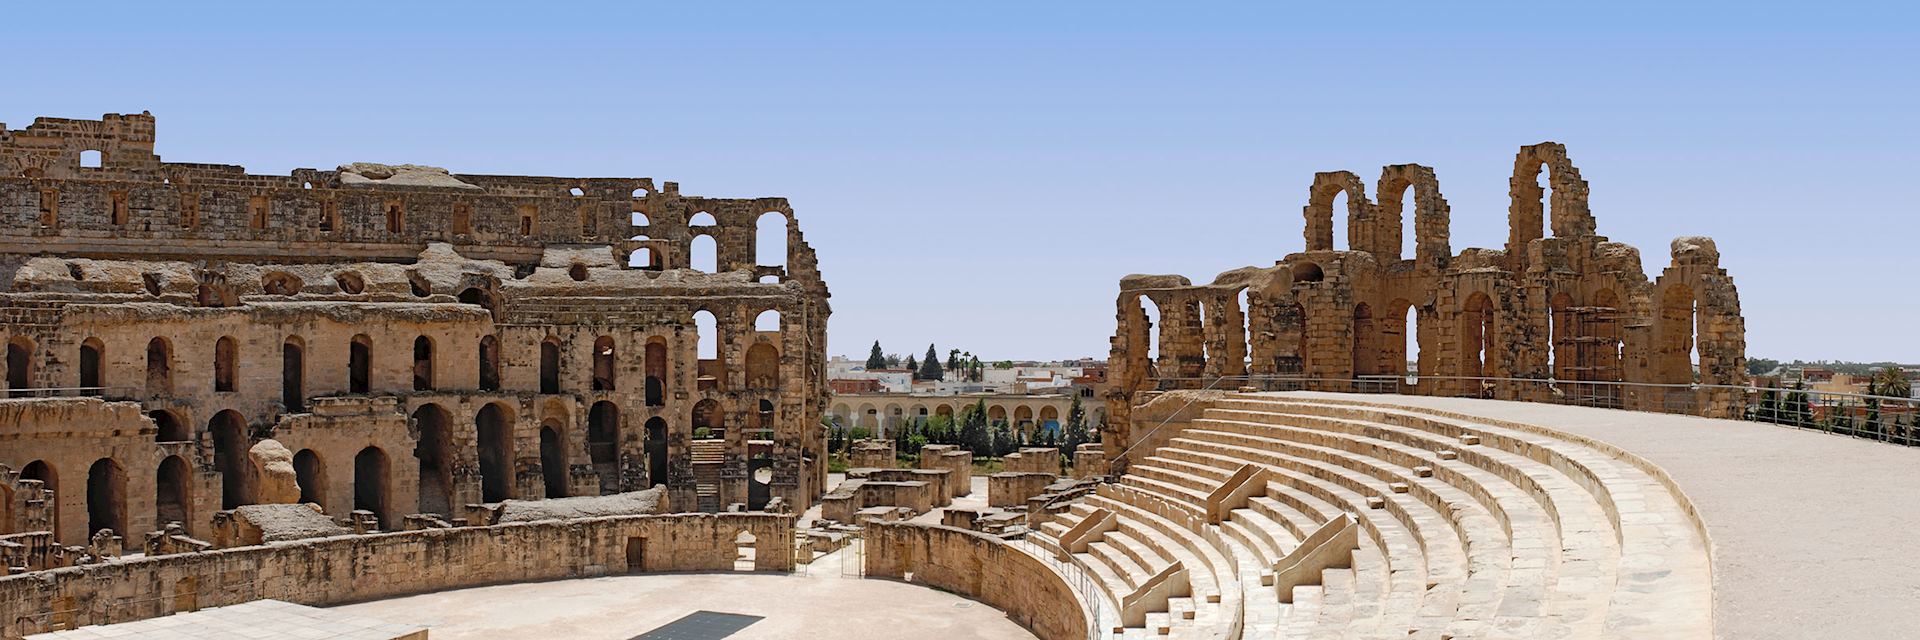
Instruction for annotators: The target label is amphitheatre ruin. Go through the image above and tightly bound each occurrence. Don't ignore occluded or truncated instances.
[3,113,1918,640]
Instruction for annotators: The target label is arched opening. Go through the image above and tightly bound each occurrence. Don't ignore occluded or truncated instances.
[407,271,431,298]
[733,530,758,571]
[1140,296,1161,377]
[1462,292,1496,383]
[745,343,778,389]
[156,455,191,528]
[629,246,658,270]
[457,286,500,321]
[1291,262,1324,283]
[1014,406,1035,432]
[593,336,617,391]
[333,271,365,294]
[694,310,721,391]
[348,335,372,394]
[1396,183,1417,260]
[588,401,620,494]
[476,403,514,502]
[353,446,390,529]
[754,309,780,332]
[644,417,668,487]
[645,337,667,406]
[210,410,252,509]
[282,337,305,411]
[1039,406,1060,431]
[411,404,455,516]
[986,405,1005,423]
[86,458,127,536]
[569,263,589,282]
[1351,303,1376,377]
[145,337,172,396]
[6,337,34,397]
[412,336,434,391]
[1388,299,1419,384]
[693,399,722,440]
[79,149,102,169]
[1237,289,1253,373]
[540,423,569,498]
[540,338,561,394]
[478,335,501,391]
[1549,292,1573,381]
[1329,190,1349,251]
[293,449,324,505]
[385,203,403,234]
[78,338,103,394]
[213,336,237,392]
[689,211,717,227]
[151,409,189,442]
[261,272,302,296]
[690,234,718,273]
[1658,284,1699,385]
[21,461,56,537]
[756,212,787,268]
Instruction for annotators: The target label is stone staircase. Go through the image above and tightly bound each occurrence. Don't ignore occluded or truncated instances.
[691,439,725,512]
[1024,393,1712,639]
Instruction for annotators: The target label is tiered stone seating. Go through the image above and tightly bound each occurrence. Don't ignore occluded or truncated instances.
[1023,393,1712,640]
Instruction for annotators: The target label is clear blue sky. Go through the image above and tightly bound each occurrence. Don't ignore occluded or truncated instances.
[6,2,1915,362]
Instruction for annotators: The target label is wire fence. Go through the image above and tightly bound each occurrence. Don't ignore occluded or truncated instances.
[1134,374,1920,448]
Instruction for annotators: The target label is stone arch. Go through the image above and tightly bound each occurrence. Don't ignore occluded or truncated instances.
[694,310,723,390]
[644,417,668,487]
[986,405,1006,423]
[539,421,569,499]
[540,336,562,394]
[412,336,435,391]
[856,403,878,430]
[1376,164,1449,265]
[155,455,192,528]
[1386,298,1421,384]
[478,334,501,391]
[593,335,617,391]
[348,334,372,394]
[353,446,391,529]
[1039,406,1060,430]
[1290,262,1324,283]
[1014,406,1034,430]
[756,211,788,268]
[21,461,56,538]
[693,398,723,439]
[86,458,127,536]
[588,401,620,493]
[145,337,172,396]
[261,271,303,296]
[1302,171,1368,251]
[282,336,305,411]
[691,234,718,272]
[292,449,324,505]
[4,336,32,396]
[151,409,189,442]
[936,404,955,420]
[411,403,455,515]
[1507,142,1595,270]
[78,337,104,393]
[475,402,515,502]
[213,336,237,392]
[209,410,252,509]
[883,403,904,433]
[745,343,778,389]
[1461,292,1498,382]
[757,399,775,434]
[644,336,668,406]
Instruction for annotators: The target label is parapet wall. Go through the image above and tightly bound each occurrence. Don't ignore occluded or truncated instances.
[863,522,1088,640]
[0,512,792,638]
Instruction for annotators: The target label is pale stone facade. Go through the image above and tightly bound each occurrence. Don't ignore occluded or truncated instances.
[0,112,832,550]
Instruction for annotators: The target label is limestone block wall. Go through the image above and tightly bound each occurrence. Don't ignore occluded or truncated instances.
[1002,447,1060,474]
[0,512,792,638]
[917,444,972,497]
[987,472,1057,508]
[1104,142,1748,453]
[848,439,895,469]
[864,522,1088,640]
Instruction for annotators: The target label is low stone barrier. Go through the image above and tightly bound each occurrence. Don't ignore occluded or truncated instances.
[0,512,792,639]
[864,522,1089,640]
[988,471,1057,507]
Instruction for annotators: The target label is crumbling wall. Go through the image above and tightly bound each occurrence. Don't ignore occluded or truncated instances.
[863,522,1088,640]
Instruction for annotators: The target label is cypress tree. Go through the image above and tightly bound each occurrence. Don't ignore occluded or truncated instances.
[919,344,945,381]
[865,341,887,370]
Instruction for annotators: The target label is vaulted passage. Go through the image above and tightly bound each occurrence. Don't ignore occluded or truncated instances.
[86,458,127,536]
[588,401,620,494]
[78,338,102,394]
[282,337,305,411]
[476,403,514,502]
[145,337,171,395]
[155,455,191,528]
[645,338,667,406]
[593,336,617,391]
[293,449,324,505]
[478,335,501,391]
[412,404,455,516]
[645,417,668,488]
[412,336,435,391]
[209,410,252,509]
[540,423,569,498]
[540,338,561,394]
[349,335,372,394]
[353,446,390,529]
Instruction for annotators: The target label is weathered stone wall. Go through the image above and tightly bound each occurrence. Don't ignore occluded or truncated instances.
[864,522,1088,640]
[987,472,1057,508]
[0,111,834,549]
[0,512,791,638]
[1105,142,1749,454]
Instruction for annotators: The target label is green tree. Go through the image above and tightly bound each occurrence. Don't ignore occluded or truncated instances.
[885,353,902,368]
[1783,383,1814,427]
[905,355,918,377]
[991,421,1016,457]
[959,400,991,456]
[1061,394,1091,457]
[865,341,887,370]
[919,344,945,381]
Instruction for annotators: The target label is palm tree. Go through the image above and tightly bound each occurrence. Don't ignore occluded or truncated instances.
[1871,366,1913,399]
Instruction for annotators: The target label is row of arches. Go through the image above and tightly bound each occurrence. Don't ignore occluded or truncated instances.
[628,210,791,273]
[828,400,1086,435]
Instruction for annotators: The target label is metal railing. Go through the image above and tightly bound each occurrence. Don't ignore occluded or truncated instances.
[0,385,137,400]
[1126,373,1920,449]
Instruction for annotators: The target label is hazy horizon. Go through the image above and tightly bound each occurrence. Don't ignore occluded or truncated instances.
[8,2,1915,363]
